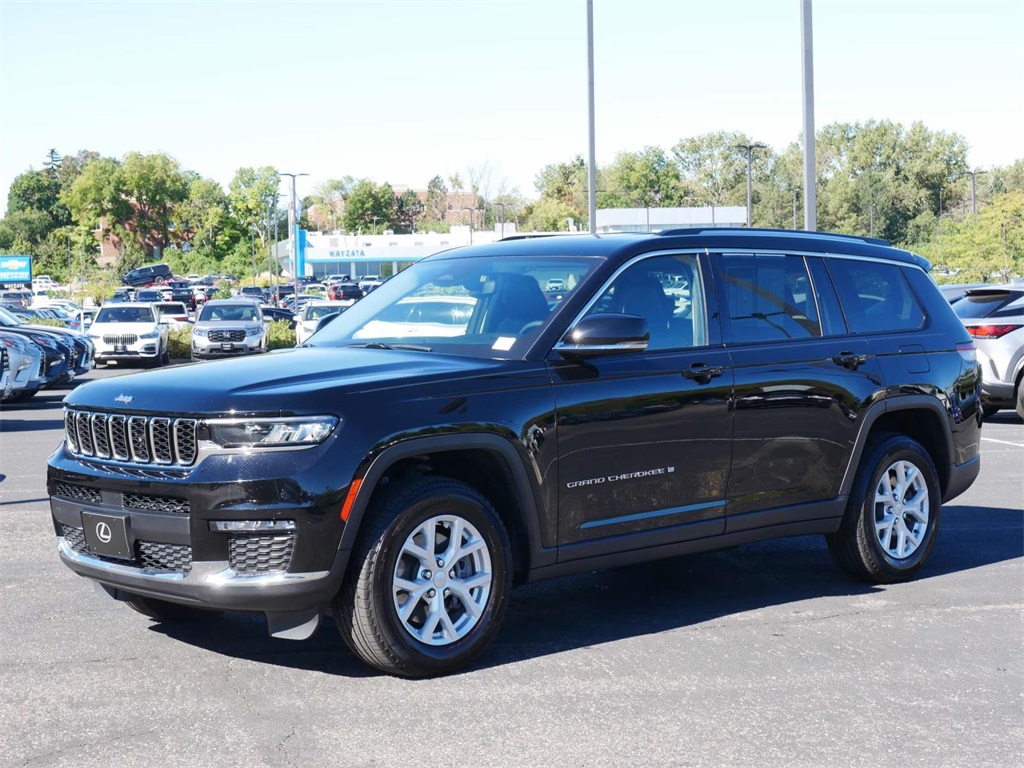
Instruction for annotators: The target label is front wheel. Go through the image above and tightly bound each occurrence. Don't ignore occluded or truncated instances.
[334,476,512,677]
[826,435,941,583]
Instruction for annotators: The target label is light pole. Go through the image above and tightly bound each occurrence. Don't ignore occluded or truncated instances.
[734,143,766,227]
[250,227,256,286]
[586,0,597,234]
[870,202,875,237]
[493,202,509,238]
[265,194,278,301]
[965,169,986,215]
[792,189,799,230]
[800,0,817,231]
[372,215,379,235]
[461,206,475,245]
[278,171,308,308]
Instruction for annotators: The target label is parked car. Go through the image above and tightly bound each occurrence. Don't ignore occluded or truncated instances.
[0,330,45,403]
[122,263,173,287]
[239,285,268,303]
[0,289,32,308]
[190,299,267,361]
[135,289,164,303]
[153,301,192,328]
[260,306,296,328]
[950,286,1024,418]
[48,228,981,678]
[357,275,382,292]
[111,287,136,303]
[168,283,197,311]
[294,300,350,345]
[0,308,74,392]
[328,281,363,304]
[0,304,93,378]
[88,302,169,367]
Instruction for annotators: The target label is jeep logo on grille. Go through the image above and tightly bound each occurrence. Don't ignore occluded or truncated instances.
[114,394,134,404]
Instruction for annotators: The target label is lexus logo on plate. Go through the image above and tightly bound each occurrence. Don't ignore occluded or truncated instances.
[95,521,112,543]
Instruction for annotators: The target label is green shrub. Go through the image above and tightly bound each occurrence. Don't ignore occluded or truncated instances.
[31,318,68,329]
[168,326,192,359]
[267,319,296,350]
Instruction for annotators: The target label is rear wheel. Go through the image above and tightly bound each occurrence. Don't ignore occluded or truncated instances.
[123,594,222,622]
[1016,384,1024,421]
[334,476,512,677]
[827,435,941,583]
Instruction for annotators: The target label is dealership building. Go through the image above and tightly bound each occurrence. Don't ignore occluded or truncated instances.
[277,206,748,279]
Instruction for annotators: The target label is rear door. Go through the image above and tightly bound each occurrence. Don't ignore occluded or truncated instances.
[711,252,885,531]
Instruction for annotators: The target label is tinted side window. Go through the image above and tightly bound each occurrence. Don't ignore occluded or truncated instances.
[806,257,848,336]
[828,260,925,333]
[719,254,821,342]
[583,254,707,351]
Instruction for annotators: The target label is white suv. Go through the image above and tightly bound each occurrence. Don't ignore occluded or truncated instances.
[89,302,169,367]
[191,299,267,361]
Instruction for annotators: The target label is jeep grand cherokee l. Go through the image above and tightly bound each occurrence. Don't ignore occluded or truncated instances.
[48,229,981,677]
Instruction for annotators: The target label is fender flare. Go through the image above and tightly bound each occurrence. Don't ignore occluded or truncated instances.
[838,395,955,498]
[337,433,555,572]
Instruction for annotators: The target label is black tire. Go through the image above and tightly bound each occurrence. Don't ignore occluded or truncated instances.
[123,594,222,622]
[334,476,512,678]
[160,347,170,366]
[826,435,941,584]
[1016,384,1024,421]
[981,403,1001,419]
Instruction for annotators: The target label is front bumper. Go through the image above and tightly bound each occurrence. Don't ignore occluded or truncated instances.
[192,336,264,358]
[47,436,355,616]
[93,338,161,362]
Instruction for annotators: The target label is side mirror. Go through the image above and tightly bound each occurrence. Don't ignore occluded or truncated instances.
[555,313,649,359]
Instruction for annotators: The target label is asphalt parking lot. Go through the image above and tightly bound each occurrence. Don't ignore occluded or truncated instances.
[1,367,1021,768]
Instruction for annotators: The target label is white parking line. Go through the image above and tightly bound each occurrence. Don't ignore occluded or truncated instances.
[982,437,1024,448]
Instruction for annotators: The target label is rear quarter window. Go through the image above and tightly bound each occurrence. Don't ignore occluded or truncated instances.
[827,259,925,333]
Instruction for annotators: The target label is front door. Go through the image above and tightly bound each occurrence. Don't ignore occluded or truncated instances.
[550,252,734,559]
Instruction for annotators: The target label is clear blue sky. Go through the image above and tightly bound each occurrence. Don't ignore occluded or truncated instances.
[0,0,1021,213]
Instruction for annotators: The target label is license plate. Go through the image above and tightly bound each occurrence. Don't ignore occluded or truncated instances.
[81,512,132,560]
[115,345,126,353]
[221,343,233,350]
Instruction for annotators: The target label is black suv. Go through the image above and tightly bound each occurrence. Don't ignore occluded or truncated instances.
[48,229,981,677]
[122,263,173,287]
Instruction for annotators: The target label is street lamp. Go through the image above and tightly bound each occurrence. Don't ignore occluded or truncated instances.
[965,169,986,215]
[461,206,475,245]
[278,171,309,307]
[734,143,767,227]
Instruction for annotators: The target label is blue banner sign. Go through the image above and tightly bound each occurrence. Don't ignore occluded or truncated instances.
[0,255,32,283]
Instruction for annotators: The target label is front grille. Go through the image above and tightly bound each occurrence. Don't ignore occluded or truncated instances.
[61,524,192,575]
[228,533,295,575]
[208,329,245,343]
[103,334,138,346]
[54,482,102,505]
[123,493,190,516]
[137,541,192,574]
[65,408,198,467]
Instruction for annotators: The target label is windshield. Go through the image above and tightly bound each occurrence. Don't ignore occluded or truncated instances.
[307,255,599,358]
[95,306,157,323]
[156,303,187,316]
[304,303,346,321]
[951,291,1024,319]
[199,303,261,322]
[0,306,24,326]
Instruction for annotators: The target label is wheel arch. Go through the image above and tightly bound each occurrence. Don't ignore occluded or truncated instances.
[839,396,954,501]
[338,434,554,581]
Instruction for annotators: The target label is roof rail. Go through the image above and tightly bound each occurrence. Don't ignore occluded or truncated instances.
[498,233,586,242]
[655,227,891,247]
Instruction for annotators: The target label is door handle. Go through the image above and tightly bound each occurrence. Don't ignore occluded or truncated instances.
[682,363,723,383]
[832,351,867,370]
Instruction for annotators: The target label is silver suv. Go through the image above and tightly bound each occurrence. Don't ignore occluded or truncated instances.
[951,286,1024,418]
[191,299,267,361]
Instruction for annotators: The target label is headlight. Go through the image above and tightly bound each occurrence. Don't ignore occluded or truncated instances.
[204,416,339,449]
[139,330,159,339]
[246,326,263,337]
[193,327,208,337]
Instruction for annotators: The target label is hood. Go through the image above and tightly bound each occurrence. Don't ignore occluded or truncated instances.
[64,347,510,415]
[89,321,160,334]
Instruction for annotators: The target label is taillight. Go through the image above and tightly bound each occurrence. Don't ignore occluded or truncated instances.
[965,324,1021,339]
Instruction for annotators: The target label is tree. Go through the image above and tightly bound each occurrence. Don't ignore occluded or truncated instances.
[6,171,68,228]
[601,146,685,208]
[671,131,760,207]
[172,176,230,254]
[307,177,353,232]
[522,197,577,232]
[915,191,1024,281]
[342,179,396,233]
[534,155,588,226]
[423,175,449,225]
[43,148,62,178]
[227,166,279,247]
[394,189,423,234]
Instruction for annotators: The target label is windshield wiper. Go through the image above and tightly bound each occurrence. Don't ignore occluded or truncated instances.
[345,342,433,352]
